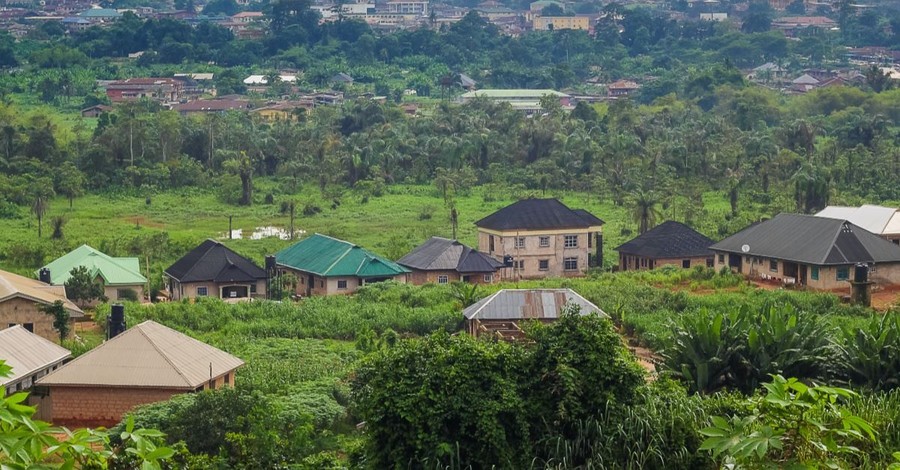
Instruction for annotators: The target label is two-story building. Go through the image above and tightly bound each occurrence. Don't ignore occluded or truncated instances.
[475,198,604,279]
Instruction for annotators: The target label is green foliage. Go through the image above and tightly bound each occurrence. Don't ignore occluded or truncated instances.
[118,387,316,469]
[352,312,644,468]
[39,299,70,341]
[835,313,900,391]
[700,375,875,468]
[65,265,107,307]
[662,302,836,394]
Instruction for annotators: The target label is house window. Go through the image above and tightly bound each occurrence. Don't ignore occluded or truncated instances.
[564,235,578,248]
[196,286,208,297]
[811,266,819,281]
[462,275,471,282]
[769,260,778,272]
[250,284,257,293]
[718,254,725,263]
[319,280,324,288]
[706,258,714,268]
[564,257,578,271]
[23,323,33,333]
[539,260,550,271]
[489,235,495,252]
[224,373,231,385]
[640,258,648,268]
[836,267,850,281]
[539,236,550,247]
[437,275,449,284]
[515,237,526,249]
[514,260,525,270]
[337,280,348,290]
[588,234,593,248]
[682,259,691,269]
[483,274,493,283]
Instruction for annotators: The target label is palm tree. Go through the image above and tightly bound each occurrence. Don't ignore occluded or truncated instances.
[30,184,54,238]
[631,189,661,234]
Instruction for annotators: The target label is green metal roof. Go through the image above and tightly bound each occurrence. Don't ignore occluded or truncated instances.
[40,245,147,286]
[275,234,410,278]
[77,8,122,17]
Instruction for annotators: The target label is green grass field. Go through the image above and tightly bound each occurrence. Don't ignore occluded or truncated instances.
[0,181,776,278]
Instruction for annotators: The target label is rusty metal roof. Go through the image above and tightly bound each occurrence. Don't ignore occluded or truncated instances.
[0,325,71,387]
[0,269,83,317]
[36,321,243,390]
[463,289,606,320]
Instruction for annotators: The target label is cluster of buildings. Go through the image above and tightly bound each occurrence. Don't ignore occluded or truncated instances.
[3,198,900,426]
[745,62,874,94]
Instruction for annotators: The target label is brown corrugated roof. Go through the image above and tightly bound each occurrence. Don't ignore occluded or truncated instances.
[0,325,72,387]
[37,320,243,389]
[0,269,83,317]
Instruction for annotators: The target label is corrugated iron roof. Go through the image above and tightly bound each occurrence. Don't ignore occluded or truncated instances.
[40,244,147,286]
[816,205,899,235]
[0,325,71,387]
[463,289,606,320]
[37,320,243,389]
[276,234,409,278]
[710,213,900,265]
[0,269,83,317]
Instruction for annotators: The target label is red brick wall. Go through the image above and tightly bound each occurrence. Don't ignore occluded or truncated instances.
[49,386,183,428]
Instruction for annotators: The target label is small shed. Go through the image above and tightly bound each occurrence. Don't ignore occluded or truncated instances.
[36,320,244,427]
[463,288,605,340]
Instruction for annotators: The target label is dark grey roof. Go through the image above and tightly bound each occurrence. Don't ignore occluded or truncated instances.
[164,240,267,283]
[463,289,606,320]
[710,213,900,265]
[397,237,503,274]
[475,199,604,231]
[616,221,715,259]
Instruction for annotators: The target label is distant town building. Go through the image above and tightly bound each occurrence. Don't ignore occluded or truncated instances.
[607,79,640,98]
[105,78,183,103]
[533,15,590,31]
[460,89,571,113]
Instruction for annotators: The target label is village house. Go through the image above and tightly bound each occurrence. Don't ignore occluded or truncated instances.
[710,213,900,289]
[464,288,605,340]
[252,100,315,122]
[533,16,591,31]
[816,205,900,245]
[475,198,604,279]
[0,325,71,396]
[771,16,837,37]
[617,221,715,271]
[0,269,83,343]
[398,237,503,285]
[39,245,147,305]
[36,320,243,427]
[164,239,267,301]
[105,78,183,103]
[76,7,121,24]
[275,234,409,296]
[607,79,640,98]
[80,104,113,118]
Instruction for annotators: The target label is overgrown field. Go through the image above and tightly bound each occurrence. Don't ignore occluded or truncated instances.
[0,182,778,279]
[81,269,900,467]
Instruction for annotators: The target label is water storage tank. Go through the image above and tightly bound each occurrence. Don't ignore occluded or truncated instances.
[108,304,127,339]
[39,268,51,284]
[854,263,869,283]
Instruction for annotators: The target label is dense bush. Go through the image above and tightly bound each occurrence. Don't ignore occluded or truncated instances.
[661,302,836,394]
[352,311,645,468]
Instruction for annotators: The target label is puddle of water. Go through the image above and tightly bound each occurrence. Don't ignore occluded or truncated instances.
[221,226,306,240]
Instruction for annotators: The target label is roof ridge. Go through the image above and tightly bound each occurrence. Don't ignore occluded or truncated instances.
[324,244,355,276]
[822,219,849,264]
[179,241,218,281]
[138,322,194,388]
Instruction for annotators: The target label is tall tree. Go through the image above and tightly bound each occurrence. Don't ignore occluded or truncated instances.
[29,179,54,238]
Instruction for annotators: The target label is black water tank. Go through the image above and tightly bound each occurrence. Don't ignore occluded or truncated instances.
[854,263,869,283]
[265,255,277,271]
[503,255,514,267]
[108,304,127,339]
[38,268,51,284]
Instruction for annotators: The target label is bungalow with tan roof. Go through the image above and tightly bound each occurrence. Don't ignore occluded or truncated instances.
[0,269,83,343]
[37,320,243,427]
